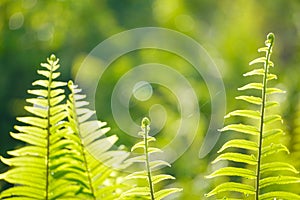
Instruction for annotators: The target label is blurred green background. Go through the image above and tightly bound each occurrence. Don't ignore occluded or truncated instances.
[1,0,300,199]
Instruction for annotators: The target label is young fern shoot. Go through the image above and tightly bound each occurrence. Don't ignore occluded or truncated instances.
[206,33,300,199]
[121,117,182,200]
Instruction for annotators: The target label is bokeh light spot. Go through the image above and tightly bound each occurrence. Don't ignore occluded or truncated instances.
[133,81,153,101]
[37,23,54,41]
[9,12,24,30]
[23,0,37,9]
[175,14,195,32]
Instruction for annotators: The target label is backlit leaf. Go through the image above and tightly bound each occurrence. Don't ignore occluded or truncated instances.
[249,57,266,65]
[155,188,183,200]
[205,182,255,197]
[225,110,260,119]
[219,124,259,135]
[206,167,256,179]
[217,139,258,153]
[235,95,262,105]
[212,152,257,165]
[260,176,300,188]
[261,162,299,174]
[238,83,262,91]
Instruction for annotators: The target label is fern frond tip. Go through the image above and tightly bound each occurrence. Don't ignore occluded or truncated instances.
[47,54,59,65]
[141,117,150,128]
[50,54,56,61]
[267,32,275,43]
[264,32,275,48]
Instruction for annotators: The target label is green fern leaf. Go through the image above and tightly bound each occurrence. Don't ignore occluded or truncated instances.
[151,174,175,184]
[125,171,148,180]
[212,152,257,165]
[217,139,258,153]
[219,124,259,135]
[266,87,285,94]
[207,33,300,199]
[243,68,264,76]
[235,95,262,105]
[154,188,183,200]
[238,82,263,91]
[121,117,182,200]
[205,182,255,197]
[149,160,171,169]
[260,162,299,174]
[206,167,256,179]
[224,110,260,119]
[260,176,300,188]
[60,80,130,200]
[0,54,77,199]
[261,143,289,157]
[263,129,284,140]
[121,187,150,197]
[249,57,267,65]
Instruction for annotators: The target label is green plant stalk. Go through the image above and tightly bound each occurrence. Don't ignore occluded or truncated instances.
[45,56,55,199]
[69,85,96,199]
[144,124,155,200]
[255,35,274,200]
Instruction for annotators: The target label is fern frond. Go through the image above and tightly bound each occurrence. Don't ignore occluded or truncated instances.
[63,80,130,199]
[121,117,182,200]
[0,54,80,199]
[206,33,300,199]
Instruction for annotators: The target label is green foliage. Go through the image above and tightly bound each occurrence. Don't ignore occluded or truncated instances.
[206,33,300,199]
[60,80,130,199]
[0,33,299,200]
[0,55,128,199]
[120,117,182,200]
[0,55,71,199]
[0,55,181,199]
[2,2,300,199]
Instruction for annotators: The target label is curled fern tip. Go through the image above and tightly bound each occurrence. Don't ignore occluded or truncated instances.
[265,32,275,46]
[50,54,57,61]
[267,32,275,41]
[142,117,151,128]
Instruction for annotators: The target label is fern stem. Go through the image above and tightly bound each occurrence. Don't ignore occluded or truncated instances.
[74,118,96,199]
[45,56,55,200]
[144,122,155,200]
[75,122,96,199]
[69,83,96,199]
[255,34,274,200]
